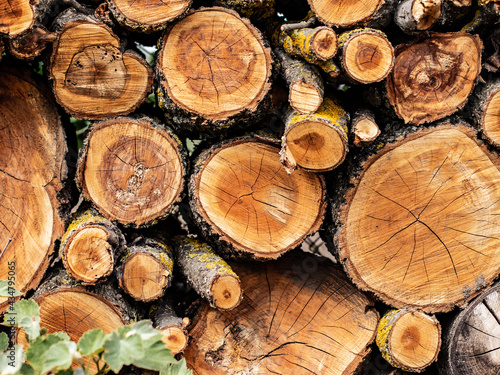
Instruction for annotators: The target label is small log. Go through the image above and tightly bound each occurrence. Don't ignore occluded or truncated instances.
[376,309,441,372]
[77,117,187,227]
[334,122,500,313]
[6,25,56,60]
[280,97,349,173]
[49,19,153,120]
[439,281,500,375]
[60,209,126,284]
[0,0,35,37]
[351,109,381,146]
[189,137,326,259]
[173,236,242,311]
[307,0,390,28]
[116,237,174,302]
[471,80,500,147]
[338,28,395,84]
[184,251,379,374]
[150,301,189,355]
[280,25,338,61]
[156,7,272,135]
[395,0,442,34]
[274,47,324,114]
[0,66,68,312]
[107,0,191,32]
[386,32,482,125]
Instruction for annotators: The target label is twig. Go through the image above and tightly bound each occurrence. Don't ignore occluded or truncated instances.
[280,16,317,32]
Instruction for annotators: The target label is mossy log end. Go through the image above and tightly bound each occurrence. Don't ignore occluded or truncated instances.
[376,309,441,372]
[336,123,500,313]
[0,66,68,312]
[156,7,273,134]
[77,117,187,227]
[189,137,326,259]
[60,209,126,284]
[49,20,153,120]
[386,32,482,126]
[280,97,349,173]
[184,251,379,374]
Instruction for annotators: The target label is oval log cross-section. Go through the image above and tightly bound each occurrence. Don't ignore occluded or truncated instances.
[190,138,325,259]
[338,125,500,313]
[184,252,379,374]
[77,117,186,227]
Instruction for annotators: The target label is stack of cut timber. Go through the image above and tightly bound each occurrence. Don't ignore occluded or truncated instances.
[3,0,500,374]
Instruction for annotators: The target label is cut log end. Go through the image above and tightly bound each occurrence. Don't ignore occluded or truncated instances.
[481,83,500,147]
[161,325,188,355]
[308,0,385,27]
[289,81,323,114]
[377,309,441,372]
[0,0,35,37]
[414,0,442,30]
[210,274,242,310]
[77,117,186,227]
[312,27,338,60]
[158,7,272,122]
[121,252,172,302]
[342,29,394,84]
[352,112,380,146]
[192,139,325,258]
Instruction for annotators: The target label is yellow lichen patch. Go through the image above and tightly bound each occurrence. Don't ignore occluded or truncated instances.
[183,238,238,277]
[60,210,109,255]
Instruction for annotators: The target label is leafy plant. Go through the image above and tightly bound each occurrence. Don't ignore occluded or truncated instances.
[0,298,192,375]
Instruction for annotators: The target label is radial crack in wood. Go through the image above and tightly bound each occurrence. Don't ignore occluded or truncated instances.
[184,252,379,374]
[338,124,500,313]
[77,117,186,227]
[190,138,326,259]
[386,32,481,126]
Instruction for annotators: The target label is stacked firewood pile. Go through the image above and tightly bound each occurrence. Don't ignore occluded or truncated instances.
[2,0,500,373]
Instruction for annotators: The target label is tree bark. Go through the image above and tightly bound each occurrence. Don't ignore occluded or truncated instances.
[280,97,349,173]
[49,19,153,120]
[156,7,273,136]
[0,66,68,313]
[76,116,187,227]
[395,0,442,34]
[184,251,379,374]
[280,25,338,61]
[387,32,482,126]
[334,122,500,313]
[376,309,441,372]
[6,25,56,60]
[150,300,189,355]
[173,236,242,311]
[60,208,126,284]
[189,136,326,259]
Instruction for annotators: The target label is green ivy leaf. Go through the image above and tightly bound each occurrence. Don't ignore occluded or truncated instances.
[0,332,9,351]
[160,358,193,375]
[42,341,77,373]
[3,300,40,340]
[77,329,107,356]
[0,344,25,374]
[26,332,70,374]
[18,363,35,375]
[102,325,144,373]
[0,280,22,298]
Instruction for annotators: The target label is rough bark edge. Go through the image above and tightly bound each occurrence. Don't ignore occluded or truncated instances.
[335,121,500,313]
[156,7,274,135]
[76,116,188,228]
[189,135,327,260]
[49,19,153,120]
[473,79,500,147]
[395,0,442,34]
[6,25,56,60]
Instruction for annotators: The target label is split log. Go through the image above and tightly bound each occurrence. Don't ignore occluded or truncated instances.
[77,117,187,227]
[60,209,126,284]
[351,109,381,146]
[150,301,189,355]
[107,0,191,32]
[439,281,500,375]
[472,80,500,147]
[280,97,349,173]
[189,137,326,259]
[387,32,481,125]
[338,28,395,84]
[395,0,442,34]
[376,309,441,372]
[173,236,242,311]
[156,7,272,135]
[49,19,153,120]
[184,251,379,374]
[116,237,174,302]
[0,0,35,37]
[6,26,56,60]
[274,48,324,114]
[280,25,338,62]
[334,123,500,313]
[0,66,68,312]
